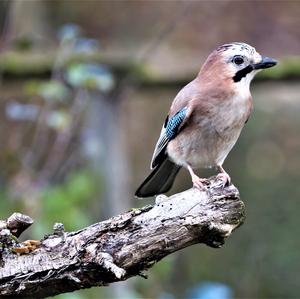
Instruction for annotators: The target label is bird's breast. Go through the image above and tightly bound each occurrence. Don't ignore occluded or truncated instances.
[214,93,252,136]
[167,94,252,168]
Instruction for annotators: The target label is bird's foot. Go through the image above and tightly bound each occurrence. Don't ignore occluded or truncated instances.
[192,177,209,190]
[187,165,209,190]
[216,172,231,188]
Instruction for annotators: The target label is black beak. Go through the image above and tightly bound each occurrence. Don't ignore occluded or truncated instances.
[252,56,277,70]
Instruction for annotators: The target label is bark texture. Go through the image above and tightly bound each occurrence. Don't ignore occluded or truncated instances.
[0,176,245,298]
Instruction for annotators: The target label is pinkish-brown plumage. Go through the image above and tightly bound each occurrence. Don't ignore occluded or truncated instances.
[135,42,277,198]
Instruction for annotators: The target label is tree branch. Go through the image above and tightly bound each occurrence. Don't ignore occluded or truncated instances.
[0,176,245,298]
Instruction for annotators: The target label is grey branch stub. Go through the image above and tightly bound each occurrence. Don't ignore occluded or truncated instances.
[0,176,245,298]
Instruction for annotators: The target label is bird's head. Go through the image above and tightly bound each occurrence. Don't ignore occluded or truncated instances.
[199,42,277,94]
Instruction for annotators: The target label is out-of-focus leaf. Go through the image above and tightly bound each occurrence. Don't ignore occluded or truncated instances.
[38,81,70,102]
[24,80,42,95]
[65,63,115,92]
[57,23,81,42]
[46,110,71,131]
[5,102,39,121]
[73,38,100,54]
[25,80,70,102]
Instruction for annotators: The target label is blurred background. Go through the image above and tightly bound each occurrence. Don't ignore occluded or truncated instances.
[0,1,299,298]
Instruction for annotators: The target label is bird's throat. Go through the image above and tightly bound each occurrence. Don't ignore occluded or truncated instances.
[232,65,254,82]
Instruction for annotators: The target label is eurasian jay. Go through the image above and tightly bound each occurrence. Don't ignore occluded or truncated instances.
[135,42,277,198]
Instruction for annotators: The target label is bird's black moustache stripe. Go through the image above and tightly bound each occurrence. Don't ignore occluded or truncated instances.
[233,65,254,82]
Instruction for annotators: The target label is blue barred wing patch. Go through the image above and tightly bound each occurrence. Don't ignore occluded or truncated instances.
[165,107,187,140]
[151,107,187,168]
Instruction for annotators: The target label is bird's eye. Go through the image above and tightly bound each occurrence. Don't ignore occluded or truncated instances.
[233,55,244,65]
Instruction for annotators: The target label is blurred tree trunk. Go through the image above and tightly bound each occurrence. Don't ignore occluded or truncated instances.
[8,0,50,43]
[84,91,131,218]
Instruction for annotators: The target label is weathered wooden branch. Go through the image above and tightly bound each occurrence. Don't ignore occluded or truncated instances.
[0,176,245,298]
[0,213,34,238]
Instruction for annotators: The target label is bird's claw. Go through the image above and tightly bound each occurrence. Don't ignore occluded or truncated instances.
[216,172,231,188]
[192,177,209,190]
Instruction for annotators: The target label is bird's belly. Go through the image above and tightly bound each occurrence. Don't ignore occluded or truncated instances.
[167,116,245,169]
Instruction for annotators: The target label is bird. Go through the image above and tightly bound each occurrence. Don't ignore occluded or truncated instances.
[135,42,277,198]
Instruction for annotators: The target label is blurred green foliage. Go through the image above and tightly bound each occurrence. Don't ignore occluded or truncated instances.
[39,169,99,232]
[66,63,115,91]
[25,80,70,102]
[0,169,101,239]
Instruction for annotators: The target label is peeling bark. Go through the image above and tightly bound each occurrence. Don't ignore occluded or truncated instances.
[0,177,245,298]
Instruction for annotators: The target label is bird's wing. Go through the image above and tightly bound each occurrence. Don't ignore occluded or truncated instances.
[150,78,200,169]
[150,107,188,169]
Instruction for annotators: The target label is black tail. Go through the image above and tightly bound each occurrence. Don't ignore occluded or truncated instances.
[135,158,181,198]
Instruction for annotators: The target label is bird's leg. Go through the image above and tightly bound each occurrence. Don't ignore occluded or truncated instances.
[187,165,208,190]
[216,165,231,187]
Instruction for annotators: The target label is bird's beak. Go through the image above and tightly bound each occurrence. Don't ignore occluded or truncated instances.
[252,56,277,70]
